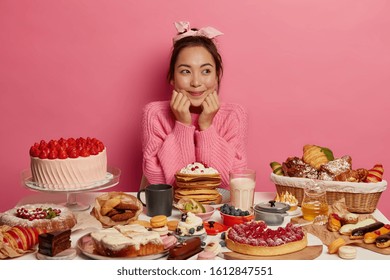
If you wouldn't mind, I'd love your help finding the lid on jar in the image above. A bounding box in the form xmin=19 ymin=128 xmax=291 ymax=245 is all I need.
xmin=254 ymin=200 xmax=290 ymax=213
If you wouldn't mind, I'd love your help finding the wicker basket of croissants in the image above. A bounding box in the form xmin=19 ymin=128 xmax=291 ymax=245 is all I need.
xmin=270 ymin=145 xmax=387 ymax=213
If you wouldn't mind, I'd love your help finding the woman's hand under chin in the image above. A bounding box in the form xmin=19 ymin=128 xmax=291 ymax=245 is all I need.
xmin=198 ymin=91 xmax=220 ymax=131
xmin=170 ymin=90 xmax=192 ymax=126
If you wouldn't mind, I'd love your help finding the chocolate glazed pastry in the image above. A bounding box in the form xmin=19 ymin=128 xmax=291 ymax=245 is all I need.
xmin=376 ymin=233 xmax=390 ymax=248
xmin=167 ymin=237 xmax=202 ymax=260
xmin=350 ymin=222 xmax=385 ymax=240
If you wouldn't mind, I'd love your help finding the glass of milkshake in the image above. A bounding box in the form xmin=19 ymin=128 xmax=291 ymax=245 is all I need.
xmin=229 ymin=169 xmax=256 ymax=211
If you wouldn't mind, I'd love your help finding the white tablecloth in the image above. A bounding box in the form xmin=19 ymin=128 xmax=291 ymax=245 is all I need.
xmin=12 ymin=191 xmax=390 ymax=260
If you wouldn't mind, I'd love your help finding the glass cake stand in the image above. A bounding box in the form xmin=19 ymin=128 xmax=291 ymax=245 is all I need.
xmin=21 ymin=166 xmax=121 ymax=211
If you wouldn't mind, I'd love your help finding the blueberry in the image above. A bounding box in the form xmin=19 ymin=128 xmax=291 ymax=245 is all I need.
xmin=221 ymin=232 xmax=226 ymax=240
xmin=208 ymin=221 xmax=215 ymax=228
xmin=219 ymin=240 xmax=226 ymax=247
xmin=201 ymin=241 xmax=206 ymax=247
xmin=244 ymin=211 xmax=250 ymax=216
xmin=189 ymin=228 xmax=195 ymax=234
xmin=181 ymin=213 xmax=187 ymax=222
xmin=196 ymin=225 xmax=203 ymax=231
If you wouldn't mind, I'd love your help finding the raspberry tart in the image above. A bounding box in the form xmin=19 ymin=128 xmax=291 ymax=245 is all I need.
xmin=226 ymin=221 xmax=307 ymax=256
xmin=29 ymin=137 xmax=107 ymax=189
xmin=0 ymin=204 xmax=77 ymax=233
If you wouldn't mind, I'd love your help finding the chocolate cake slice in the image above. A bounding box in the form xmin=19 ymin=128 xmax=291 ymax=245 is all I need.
xmin=38 ymin=229 xmax=71 ymax=256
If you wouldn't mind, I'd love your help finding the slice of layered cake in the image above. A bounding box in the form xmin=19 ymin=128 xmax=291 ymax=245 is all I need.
xmin=38 ymin=229 xmax=71 ymax=256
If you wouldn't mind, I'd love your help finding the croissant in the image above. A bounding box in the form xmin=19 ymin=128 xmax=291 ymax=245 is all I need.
xmin=100 ymin=197 xmax=121 ymax=215
xmin=365 ymin=164 xmax=384 ymax=183
xmin=302 ymin=144 xmax=334 ymax=170
xmin=334 ymin=170 xmax=359 ymax=182
xmin=270 ymin=162 xmax=283 ymax=175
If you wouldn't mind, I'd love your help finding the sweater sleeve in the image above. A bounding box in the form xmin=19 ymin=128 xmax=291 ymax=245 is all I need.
xmin=195 ymin=104 xmax=248 ymax=188
xmin=142 ymin=102 xmax=196 ymax=186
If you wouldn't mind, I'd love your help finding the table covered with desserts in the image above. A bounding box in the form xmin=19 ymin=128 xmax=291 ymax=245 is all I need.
xmin=5 ymin=191 xmax=390 ymax=260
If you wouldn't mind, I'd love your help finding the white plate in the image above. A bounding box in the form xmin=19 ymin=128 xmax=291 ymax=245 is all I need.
xmin=173 ymin=232 xmax=207 ymax=242
xmin=307 ymin=233 xmax=324 ymax=247
xmin=288 ymin=207 xmax=302 ymax=216
xmin=77 ymin=233 xmax=169 ymax=260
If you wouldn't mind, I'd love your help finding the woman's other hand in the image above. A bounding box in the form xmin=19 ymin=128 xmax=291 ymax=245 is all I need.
xmin=199 ymin=91 xmax=220 ymax=130
xmin=170 ymin=90 xmax=192 ymax=126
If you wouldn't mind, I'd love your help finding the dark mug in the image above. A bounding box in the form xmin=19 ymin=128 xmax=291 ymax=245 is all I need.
xmin=137 ymin=184 xmax=173 ymax=217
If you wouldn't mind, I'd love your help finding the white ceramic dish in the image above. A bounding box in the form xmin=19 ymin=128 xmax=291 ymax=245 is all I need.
xmin=77 ymin=233 xmax=169 ymax=260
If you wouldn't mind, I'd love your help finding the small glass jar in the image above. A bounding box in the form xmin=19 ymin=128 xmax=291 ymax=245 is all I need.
xmin=301 ymin=181 xmax=329 ymax=221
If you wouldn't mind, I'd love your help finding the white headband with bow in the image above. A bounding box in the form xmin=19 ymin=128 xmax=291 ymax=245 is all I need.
xmin=173 ymin=21 xmax=223 ymax=42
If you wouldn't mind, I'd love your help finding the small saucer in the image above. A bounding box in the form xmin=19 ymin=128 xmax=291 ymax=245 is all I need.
xmin=36 ymin=248 xmax=77 ymax=260
xmin=287 ymin=207 xmax=302 ymax=216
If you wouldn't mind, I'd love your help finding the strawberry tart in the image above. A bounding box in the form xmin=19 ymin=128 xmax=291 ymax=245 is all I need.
xmin=0 ymin=204 xmax=77 ymax=233
xmin=226 ymin=221 xmax=307 ymax=256
xmin=29 ymin=137 xmax=107 ymax=189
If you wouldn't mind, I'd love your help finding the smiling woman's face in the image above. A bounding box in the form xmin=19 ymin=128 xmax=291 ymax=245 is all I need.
xmin=170 ymin=46 xmax=218 ymax=108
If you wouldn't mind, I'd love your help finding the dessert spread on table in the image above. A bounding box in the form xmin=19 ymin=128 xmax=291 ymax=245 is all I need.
xmin=0 ymin=142 xmax=388 ymax=260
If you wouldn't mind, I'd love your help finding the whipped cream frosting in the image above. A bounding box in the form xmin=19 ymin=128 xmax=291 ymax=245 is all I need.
xmin=30 ymin=148 xmax=107 ymax=189
xmin=91 ymin=224 xmax=162 ymax=251
xmin=179 ymin=162 xmax=219 ymax=175
xmin=275 ymin=191 xmax=298 ymax=205
xmin=177 ymin=212 xmax=205 ymax=236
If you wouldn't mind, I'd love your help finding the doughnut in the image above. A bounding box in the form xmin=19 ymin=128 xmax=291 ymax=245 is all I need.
xmin=338 ymin=246 xmax=357 ymax=259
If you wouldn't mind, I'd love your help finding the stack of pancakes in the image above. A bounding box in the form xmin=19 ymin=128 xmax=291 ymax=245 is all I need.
xmin=174 ymin=172 xmax=222 ymax=204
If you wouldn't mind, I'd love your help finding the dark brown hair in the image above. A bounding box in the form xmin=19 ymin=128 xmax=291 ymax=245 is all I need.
xmin=167 ymin=34 xmax=223 ymax=87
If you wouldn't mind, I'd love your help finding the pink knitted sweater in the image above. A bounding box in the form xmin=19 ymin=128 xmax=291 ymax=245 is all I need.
xmin=142 ymin=101 xmax=248 ymax=189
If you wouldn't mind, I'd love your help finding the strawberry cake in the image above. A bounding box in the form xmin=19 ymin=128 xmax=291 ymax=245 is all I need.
xmin=226 ymin=221 xmax=307 ymax=256
xmin=29 ymin=137 xmax=107 ymax=189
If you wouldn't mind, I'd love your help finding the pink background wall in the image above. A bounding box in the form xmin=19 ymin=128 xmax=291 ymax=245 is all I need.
xmin=1 ymin=0 xmax=389 ymax=217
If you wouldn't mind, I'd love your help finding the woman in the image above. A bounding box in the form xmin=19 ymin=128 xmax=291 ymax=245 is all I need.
xmin=142 ymin=21 xmax=248 ymax=189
